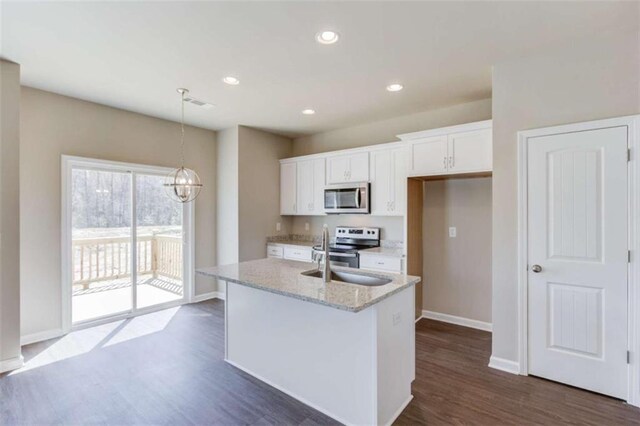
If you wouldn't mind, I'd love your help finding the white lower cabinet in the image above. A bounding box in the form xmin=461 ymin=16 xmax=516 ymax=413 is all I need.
xmin=359 ymin=254 xmax=403 ymax=273
xmin=283 ymin=246 xmax=313 ymax=262
xmin=267 ymin=245 xmax=284 ymax=258
xmin=267 ymin=244 xmax=313 ymax=262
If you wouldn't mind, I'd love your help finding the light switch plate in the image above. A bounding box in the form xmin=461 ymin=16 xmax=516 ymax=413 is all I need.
xmin=305 ymin=222 xmax=310 ymax=231
xmin=449 ymin=227 xmax=457 ymax=238
xmin=276 ymin=222 xmax=281 ymax=232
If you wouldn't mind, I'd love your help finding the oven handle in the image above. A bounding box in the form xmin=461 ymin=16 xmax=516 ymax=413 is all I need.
xmin=329 ymin=252 xmax=358 ymax=258
xmin=313 ymin=249 xmax=358 ymax=258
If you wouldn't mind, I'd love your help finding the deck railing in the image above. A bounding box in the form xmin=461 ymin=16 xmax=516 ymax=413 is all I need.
xmin=72 ymin=234 xmax=182 ymax=288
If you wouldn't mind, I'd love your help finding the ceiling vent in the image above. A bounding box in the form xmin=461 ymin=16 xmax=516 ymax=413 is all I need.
xmin=183 ymin=94 xmax=215 ymax=109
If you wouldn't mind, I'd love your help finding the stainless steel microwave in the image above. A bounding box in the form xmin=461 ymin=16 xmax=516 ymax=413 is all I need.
xmin=324 ymin=183 xmax=370 ymax=214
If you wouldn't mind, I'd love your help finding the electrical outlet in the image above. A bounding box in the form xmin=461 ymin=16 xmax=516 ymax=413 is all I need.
xmin=305 ymin=222 xmax=310 ymax=231
xmin=449 ymin=227 xmax=457 ymax=238
xmin=276 ymin=222 xmax=281 ymax=232
xmin=393 ymin=313 xmax=401 ymax=326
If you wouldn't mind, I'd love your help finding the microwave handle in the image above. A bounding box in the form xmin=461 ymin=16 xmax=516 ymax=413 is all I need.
xmin=355 ymin=188 xmax=361 ymax=208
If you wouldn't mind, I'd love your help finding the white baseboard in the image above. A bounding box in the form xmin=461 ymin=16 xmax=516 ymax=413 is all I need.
xmin=21 ymin=328 xmax=64 ymax=346
xmin=0 ymin=355 xmax=24 ymax=373
xmin=192 ymin=291 xmax=225 ymax=303
xmin=384 ymin=395 xmax=413 ymax=426
xmin=488 ymin=356 xmax=520 ymax=375
xmin=421 ymin=310 xmax=492 ymax=332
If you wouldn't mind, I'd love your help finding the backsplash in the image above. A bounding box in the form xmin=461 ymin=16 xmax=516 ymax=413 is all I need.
xmin=267 ymin=233 xmax=404 ymax=249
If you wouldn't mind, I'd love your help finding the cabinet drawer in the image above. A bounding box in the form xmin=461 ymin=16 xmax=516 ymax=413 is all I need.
xmin=359 ymin=255 xmax=402 ymax=273
xmin=283 ymin=246 xmax=313 ymax=262
xmin=267 ymin=245 xmax=284 ymax=258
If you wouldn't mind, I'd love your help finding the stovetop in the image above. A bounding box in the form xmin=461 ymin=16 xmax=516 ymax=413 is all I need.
xmin=313 ymin=226 xmax=381 ymax=254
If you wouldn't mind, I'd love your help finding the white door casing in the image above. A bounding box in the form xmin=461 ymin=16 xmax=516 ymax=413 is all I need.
xmin=526 ymin=126 xmax=629 ymax=399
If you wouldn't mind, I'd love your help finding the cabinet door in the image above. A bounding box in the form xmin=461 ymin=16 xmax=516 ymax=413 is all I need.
xmin=280 ymin=162 xmax=297 ymax=215
xmin=297 ymin=158 xmax=325 ymax=215
xmin=312 ymin=158 xmax=326 ymax=215
xmin=347 ymin=152 xmax=370 ymax=182
xmin=410 ymin=136 xmax=448 ymax=176
xmin=326 ymin=155 xmax=350 ymax=184
xmin=370 ymin=150 xmax=392 ymax=215
xmin=296 ymin=160 xmax=314 ymax=215
xmin=390 ymin=147 xmax=408 ymax=215
xmin=447 ymin=128 xmax=492 ymax=173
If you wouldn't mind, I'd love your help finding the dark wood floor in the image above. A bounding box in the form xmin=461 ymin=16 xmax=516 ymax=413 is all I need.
xmin=2 ymin=300 xmax=638 ymax=425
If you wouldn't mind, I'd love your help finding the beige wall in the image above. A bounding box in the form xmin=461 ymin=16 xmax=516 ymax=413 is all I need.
xmin=216 ymin=125 xmax=293 ymax=269
xmin=0 ymin=60 xmax=22 ymax=368
xmin=491 ymin=28 xmax=640 ymax=362
xmin=238 ymin=126 xmax=293 ymax=262
xmin=423 ymin=178 xmax=492 ymax=323
xmin=292 ymin=98 xmax=491 ymax=157
xmin=20 ymin=87 xmax=217 ymax=337
xmin=290 ymin=98 xmax=492 ymax=240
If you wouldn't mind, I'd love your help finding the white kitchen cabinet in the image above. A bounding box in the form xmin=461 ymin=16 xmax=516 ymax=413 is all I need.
xmin=266 ymin=245 xmax=284 ymax=258
xmin=409 ymin=136 xmax=448 ymax=176
xmin=283 ymin=246 xmax=313 ymax=262
xmin=447 ymin=128 xmax=492 ymax=173
xmin=296 ymin=158 xmax=325 ymax=216
xmin=370 ymin=146 xmax=408 ymax=216
xmin=401 ymin=120 xmax=492 ymax=177
xmin=326 ymin=152 xmax=369 ymax=184
xmin=280 ymin=162 xmax=297 ymax=215
xmin=359 ymin=254 xmax=403 ymax=273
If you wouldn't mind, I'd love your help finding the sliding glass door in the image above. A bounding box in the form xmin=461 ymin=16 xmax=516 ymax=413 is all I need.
xmin=135 ymin=173 xmax=184 ymax=309
xmin=67 ymin=158 xmax=190 ymax=326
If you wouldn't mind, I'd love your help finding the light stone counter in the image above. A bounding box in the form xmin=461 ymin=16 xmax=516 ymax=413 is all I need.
xmin=196 ymin=258 xmax=420 ymax=313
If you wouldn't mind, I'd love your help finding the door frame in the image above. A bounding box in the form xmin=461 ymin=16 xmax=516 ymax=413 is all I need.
xmin=61 ymin=155 xmax=196 ymax=333
xmin=516 ymin=115 xmax=640 ymax=406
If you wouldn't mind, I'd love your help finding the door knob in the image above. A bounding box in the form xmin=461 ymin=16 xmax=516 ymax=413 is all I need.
xmin=531 ymin=264 xmax=542 ymax=273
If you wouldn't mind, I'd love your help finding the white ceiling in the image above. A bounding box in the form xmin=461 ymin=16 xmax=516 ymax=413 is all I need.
xmin=2 ymin=1 xmax=637 ymax=137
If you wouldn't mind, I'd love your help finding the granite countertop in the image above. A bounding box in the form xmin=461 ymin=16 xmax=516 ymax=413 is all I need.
xmin=267 ymin=240 xmax=316 ymax=248
xmin=197 ymin=258 xmax=420 ymax=313
xmin=358 ymin=247 xmax=405 ymax=258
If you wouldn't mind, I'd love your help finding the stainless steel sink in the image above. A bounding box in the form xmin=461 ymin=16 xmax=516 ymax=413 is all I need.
xmin=302 ymin=269 xmax=391 ymax=286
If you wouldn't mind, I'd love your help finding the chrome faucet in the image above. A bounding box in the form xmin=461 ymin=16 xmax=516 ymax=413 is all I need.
xmin=319 ymin=225 xmax=331 ymax=283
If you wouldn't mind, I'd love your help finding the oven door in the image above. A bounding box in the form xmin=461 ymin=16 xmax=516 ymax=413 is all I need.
xmin=328 ymin=252 xmax=358 ymax=269
xmin=324 ymin=184 xmax=369 ymax=214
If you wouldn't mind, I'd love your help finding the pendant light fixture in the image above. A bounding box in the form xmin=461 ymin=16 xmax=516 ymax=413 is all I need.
xmin=164 ymin=88 xmax=203 ymax=203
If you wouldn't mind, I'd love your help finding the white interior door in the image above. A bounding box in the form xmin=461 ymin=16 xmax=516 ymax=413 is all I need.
xmin=527 ymin=126 xmax=628 ymax=399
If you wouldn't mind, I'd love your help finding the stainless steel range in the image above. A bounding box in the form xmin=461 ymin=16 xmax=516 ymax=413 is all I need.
xmin=313 ymin=226 xmax=380 ymax=268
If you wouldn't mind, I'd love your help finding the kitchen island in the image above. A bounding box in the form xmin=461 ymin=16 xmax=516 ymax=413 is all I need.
xmin=197 ymin=258 xmax=421 ymax=426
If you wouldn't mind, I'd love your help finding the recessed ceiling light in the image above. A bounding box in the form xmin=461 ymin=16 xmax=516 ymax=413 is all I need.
xmin=302 ymin=109 xmax=316 ymax=115
xmin=316 ymin=30 xmax=339 ymax=45
xmin=223 ymin=76 xmax=240 ymax=85
xmin=386 ymin=83 xmax=404 ymax=92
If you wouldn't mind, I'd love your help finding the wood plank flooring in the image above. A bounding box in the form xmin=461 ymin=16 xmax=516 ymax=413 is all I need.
xmin=2 ymin=300 xmax=638 ymax=425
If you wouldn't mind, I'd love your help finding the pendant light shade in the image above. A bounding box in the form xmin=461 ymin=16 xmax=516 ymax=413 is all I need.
xmin=164 ymin=166 xmax=202 ymax=203
xmin=164 ymin=88 xmax=203 ymax=203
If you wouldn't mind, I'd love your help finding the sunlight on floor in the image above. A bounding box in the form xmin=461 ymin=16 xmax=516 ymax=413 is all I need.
xmin=72 ymin=275 xmax=182 ymax=323
xmin=11 ymin=307 xmax=180 ymax=375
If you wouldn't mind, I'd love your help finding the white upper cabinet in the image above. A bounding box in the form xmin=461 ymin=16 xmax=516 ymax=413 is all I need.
xmin=400 ymin=120 xmax=492 ymax=177
xmin=296 ymin=158 xmax=325 ymax=216
xmin=409 ymin=136 xmax=448 ymax=176
xmin=370 ymin=146 xmax=407 ymax=216
xmin=280 ymin=162 xmax=297 ymax=215
xmin=326 ymin=152 xmax=369 ymax=184
xmin=447 ymin=128 xmax=492 ymax=173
